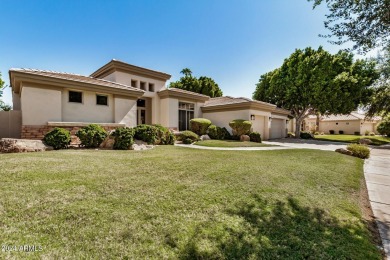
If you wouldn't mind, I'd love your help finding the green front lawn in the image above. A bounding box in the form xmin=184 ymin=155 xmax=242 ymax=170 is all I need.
xmin=0 ymin=147 xmax=381 ymax=259
xmin=194 ymin=140 xmax=275 ymax=147
xmin=314 ymin=134 xmax=390 ymax=145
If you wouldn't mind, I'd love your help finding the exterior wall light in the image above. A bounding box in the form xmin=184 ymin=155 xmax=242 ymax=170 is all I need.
xmin=250 ymin=115 xmax=255 ymax=120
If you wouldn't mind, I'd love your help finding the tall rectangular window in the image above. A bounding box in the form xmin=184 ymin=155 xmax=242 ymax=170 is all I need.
xmin=178 ymin=102 xmax=194 ymax=131
xmin=148 ymin=83 xmax=155 ymax=92
xmin=69 ymin=91 xmax=82 ymax=103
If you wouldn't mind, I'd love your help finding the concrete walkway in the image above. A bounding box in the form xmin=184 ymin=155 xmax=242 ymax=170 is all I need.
xmin=174 ymin=143 xmax=294 ymax=151
xmin=364 ymin=148 xmax=390 ymax=259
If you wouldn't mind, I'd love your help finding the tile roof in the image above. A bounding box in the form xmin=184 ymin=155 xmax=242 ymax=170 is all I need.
xmin=10 ymin=68 xmax=143 ymax=93
xmin=203 ymin=96 xmax=273 ymax=107
xmin=159 ymin=87 xmax=210 ymax=98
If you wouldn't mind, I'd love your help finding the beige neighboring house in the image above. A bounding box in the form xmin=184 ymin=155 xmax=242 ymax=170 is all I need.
xmin=2 ymin=59 xmax=291 ymax=140
xmin=304 ymin=112 xmax=381 ymax=135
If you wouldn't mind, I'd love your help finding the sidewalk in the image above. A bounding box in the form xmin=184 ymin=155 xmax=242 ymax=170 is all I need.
xmin=364 ymin=148 xmax=390 ymax=259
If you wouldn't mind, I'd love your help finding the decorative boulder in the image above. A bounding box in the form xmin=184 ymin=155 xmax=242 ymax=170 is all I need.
xmin=240 ymin=135 xmax=250 ymax=142
xmin=200 ymin=135 xmax=211 ymax=141
xmin=335 ymin=148 xmax=353 ymax=156
xmin=359 ymin=138 xmax=373 ymax=145
xmin=99 ymin=136 xmax=115 ymax=149
xmin=0 ymin=138 xmax=53 ymax=153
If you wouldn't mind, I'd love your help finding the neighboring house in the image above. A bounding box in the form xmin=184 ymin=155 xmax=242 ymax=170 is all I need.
xmin=304 ymin=112 xmax=381 ymax=135
xmin=3 ymin=59 xmax=291 ymax=140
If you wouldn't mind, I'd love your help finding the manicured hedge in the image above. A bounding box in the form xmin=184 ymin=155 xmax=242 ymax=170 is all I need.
xmin=190 ymin=118 xmax=212 ymax=135
xmin=43 ymin=127 xmax=71 ymax=150
xmin=249 ymin=132 xmax=262 ymax=143
xmin=134 ymin=124 xmax=175 ymax=145
xmin=76 ymin=124 xmax=107 ymax=148
xmin=229 ymin=119 xmax=252 ymax=136
xmin=179 ymin=130 xmax=199 ymax=143
xmin=207 ymin=125 xmax=231 ymax=140
xmin=347 ymin=144 xmax=370 ymax=159
xmin=111 ymin=127 xmax=135 ymax=150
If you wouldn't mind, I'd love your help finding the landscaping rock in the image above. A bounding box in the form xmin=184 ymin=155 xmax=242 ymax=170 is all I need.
xmin=335 ymin=148 xmax=353 ymax=156
xmin=0 ymin=138 xmax=53 ymax=153
xmin=132 ymin=139 xmax=155 ymax=151
xmin=359 ymin=138 xmax=373 ymax=145
xmin=200 ymin=134 xmax=211 ymax=141
xmin=99 ymin=135 xmax=115 ymax=149
xmin=240 ymin=135 xmax=250 ymax=142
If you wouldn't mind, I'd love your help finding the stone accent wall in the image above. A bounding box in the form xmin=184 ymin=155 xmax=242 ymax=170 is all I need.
xmin=21 ymin=125 xmax=122 ymax=145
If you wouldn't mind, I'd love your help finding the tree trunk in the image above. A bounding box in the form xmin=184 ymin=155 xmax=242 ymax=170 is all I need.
xmin=295 ymin=117 xmax=303 ymax=138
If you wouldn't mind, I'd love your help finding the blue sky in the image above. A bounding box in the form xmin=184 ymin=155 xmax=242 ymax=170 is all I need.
xmin=0 ymin=0 xmax=365 ymax=105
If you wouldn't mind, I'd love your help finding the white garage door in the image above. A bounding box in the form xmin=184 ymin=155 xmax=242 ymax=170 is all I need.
xmin=270 ymin=118 xmax=284 ymax=139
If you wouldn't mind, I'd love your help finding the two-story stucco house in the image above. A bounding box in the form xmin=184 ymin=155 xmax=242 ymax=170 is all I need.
xmin=5 ymin=60 xmax=291 ymax=140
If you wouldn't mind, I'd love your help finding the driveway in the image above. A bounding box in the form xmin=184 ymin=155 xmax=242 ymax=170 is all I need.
xmin=263 ymin=138 xmax=347 ymax=151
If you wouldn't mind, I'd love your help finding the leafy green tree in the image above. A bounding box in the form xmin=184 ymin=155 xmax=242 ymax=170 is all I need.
xmin=0 ymin=72 xmax=11 ymax=111
xmin=253 ymin=47 xmax=378 ymax=137
xmin=367 ymin=46 xmax=390 ymax=117
xmin=169 ymin=69 xmax=223 ymax=98
xmin=310 ymin=0 xmax=390 ymax=53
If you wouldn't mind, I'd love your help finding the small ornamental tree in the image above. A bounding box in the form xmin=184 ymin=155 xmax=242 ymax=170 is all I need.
xmin=229 ymin=119 xmax=252 ymax=136
xmin=377 ymin=119 xmax=390 ymax=136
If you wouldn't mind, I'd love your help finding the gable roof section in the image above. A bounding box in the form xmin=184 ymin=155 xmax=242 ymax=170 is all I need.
xmin=307 ymin=112 xmax=381 ymax=122
xmin=202 ymin=96 xmax=290 ymax=114
xmin=90 ymin=59 xmax=172 ymax=81
xmin=10 ymin=68 xmax=144 ymax=98
xmin=157 ymin=87 xmax=210 ymax=102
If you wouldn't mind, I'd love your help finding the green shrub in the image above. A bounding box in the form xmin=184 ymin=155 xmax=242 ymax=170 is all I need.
xmin=249 ymin=132 xmax=262 ymax=143
xmin=300 ymin=132 xmax=313 ymax=139
xmin=190 ymin=118 xmax=212 ymax=135
xmin=229 ymin=119 xmax=252 ymax=136
xmin=43 ymin=127 xmax=71 ymax=150
xmin=183 ymin=138 xmax=194 ymax=144
xmin=369 ymin=132 xmax=375 ymax=136
xmin=365 ymin=130 xmax=370 ymax=136
xmin=134 ymin=124 xmax=175 ymax=145
xmin=347 ymin=144 xmax=370 ymax=159
xmin=76 ymin=124 xmax=107 ymax=148
xmin=180 ymin=130 xmax=199 ymax=142
xmin=207 ymin=125 xmax=231 ymax=140
xmin=339 ymin=130 xmax=344 ymax=134
xmin=287 ymin=132 xmax=295 ymax=138
xmin=111 ymin=127 xmax=135 ymax=150
xmin=354 ymin=131 xmax=361 ymax=135
xmin=314 ymin=132 xmax=320 ymax=135
xmin=329 ymin=130 xmax=335 ymax=134
xmin=377 ymin=120 xmax=390 ymax=136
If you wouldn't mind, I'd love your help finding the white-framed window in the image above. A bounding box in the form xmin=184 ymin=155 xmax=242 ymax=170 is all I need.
xmin=178 ymin=102 xmax=194 ymax=131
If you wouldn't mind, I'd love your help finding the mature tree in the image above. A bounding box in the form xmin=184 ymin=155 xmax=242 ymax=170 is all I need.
xmin=0 ymin=72 xmax=11 ymax=111
xmin=367 ymin=46 xmax=390 ymax=117
xmin=253 ymin=47 xmax=378 ymax=137
xmin=310 ymin=0 xmax=390 ymax=53
xmin=169 ymin=69 xmax=223 ymax=98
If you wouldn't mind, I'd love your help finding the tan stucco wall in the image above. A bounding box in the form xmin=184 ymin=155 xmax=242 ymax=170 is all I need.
xmin=114 ymin=97 xmax=137 ymax=127
xmin=159 ymin=98 xmax=179 ymax=128
xmin=202 ymin=110 xmax=250 ymax=134
xmin=21 ymin=85 xmax=62 ymax=125
xmin=12 ymin=92 xmax=21 ymax=110
xmin=62 ymin=89 xmax=114 ymax=123
xmin=252 ymin=115 xmax=266 ymax=139
xmin=319 ymin=120 xmax=361 ymax=134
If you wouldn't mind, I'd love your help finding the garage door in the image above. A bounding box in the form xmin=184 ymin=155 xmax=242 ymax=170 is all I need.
xmin=270 ymin=118 xmax=284 ymax=139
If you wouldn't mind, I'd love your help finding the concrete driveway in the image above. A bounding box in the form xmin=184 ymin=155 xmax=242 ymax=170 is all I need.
xmin=263 ymin=138 xmax=347 ymax=151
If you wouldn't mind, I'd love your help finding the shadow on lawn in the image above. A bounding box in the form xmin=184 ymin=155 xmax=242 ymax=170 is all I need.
xmin=178 ymin=195 xmax=381 ymax=259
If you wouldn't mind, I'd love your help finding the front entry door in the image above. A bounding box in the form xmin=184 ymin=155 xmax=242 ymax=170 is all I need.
xmin=137 ymin=108 xmax=146 ymax=125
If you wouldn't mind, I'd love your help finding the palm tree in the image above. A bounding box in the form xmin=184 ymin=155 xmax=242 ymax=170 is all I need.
xmin=180 ymin=68 xmax=192 ymax=77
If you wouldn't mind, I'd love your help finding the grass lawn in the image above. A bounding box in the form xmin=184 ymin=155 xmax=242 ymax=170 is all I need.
xmin=0 ymin=147 xmax=381 ymax=259
xmin=194 ymin=140 xmax=275 ymax=147
xmin=314 ymin=134 xmax=390 ymax=145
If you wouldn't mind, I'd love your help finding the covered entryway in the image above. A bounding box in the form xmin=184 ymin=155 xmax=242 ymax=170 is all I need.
xmin=270 ymin=118 xmax=285 ymax=139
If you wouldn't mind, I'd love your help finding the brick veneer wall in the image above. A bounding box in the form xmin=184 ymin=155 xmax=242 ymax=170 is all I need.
xmin=21 ymin=125 xmax=121 ymax=145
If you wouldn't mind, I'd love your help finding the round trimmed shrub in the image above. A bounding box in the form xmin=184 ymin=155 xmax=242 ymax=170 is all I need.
xmin=111 ymin=127 xmax=135 ymax=150
xmin=347 ymin=144 xmax=370 ymax=159
xmin=134 ymin=124 xmax=175 ymax=145
xmin=377 ymin=120 xmax=390 ymax=136
xmin=180 ymin=130 xmax=199 ymax=142
xmin=229 ymin=119 xmax=252 ymax=136
xmin=76 ymin=124 xmax=107 ymax=148
xmin=249 ymin=132 xmax=262 ymax=143
xmin=183 ymin=138 xmax=194 ymax=144
xmin=300 ymin=132 xmax=313 ymax=139
xmin=43 ymin=127 xmax=71 ymax=150
xmin=190 ymin=118 xmax=212 ymax=135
